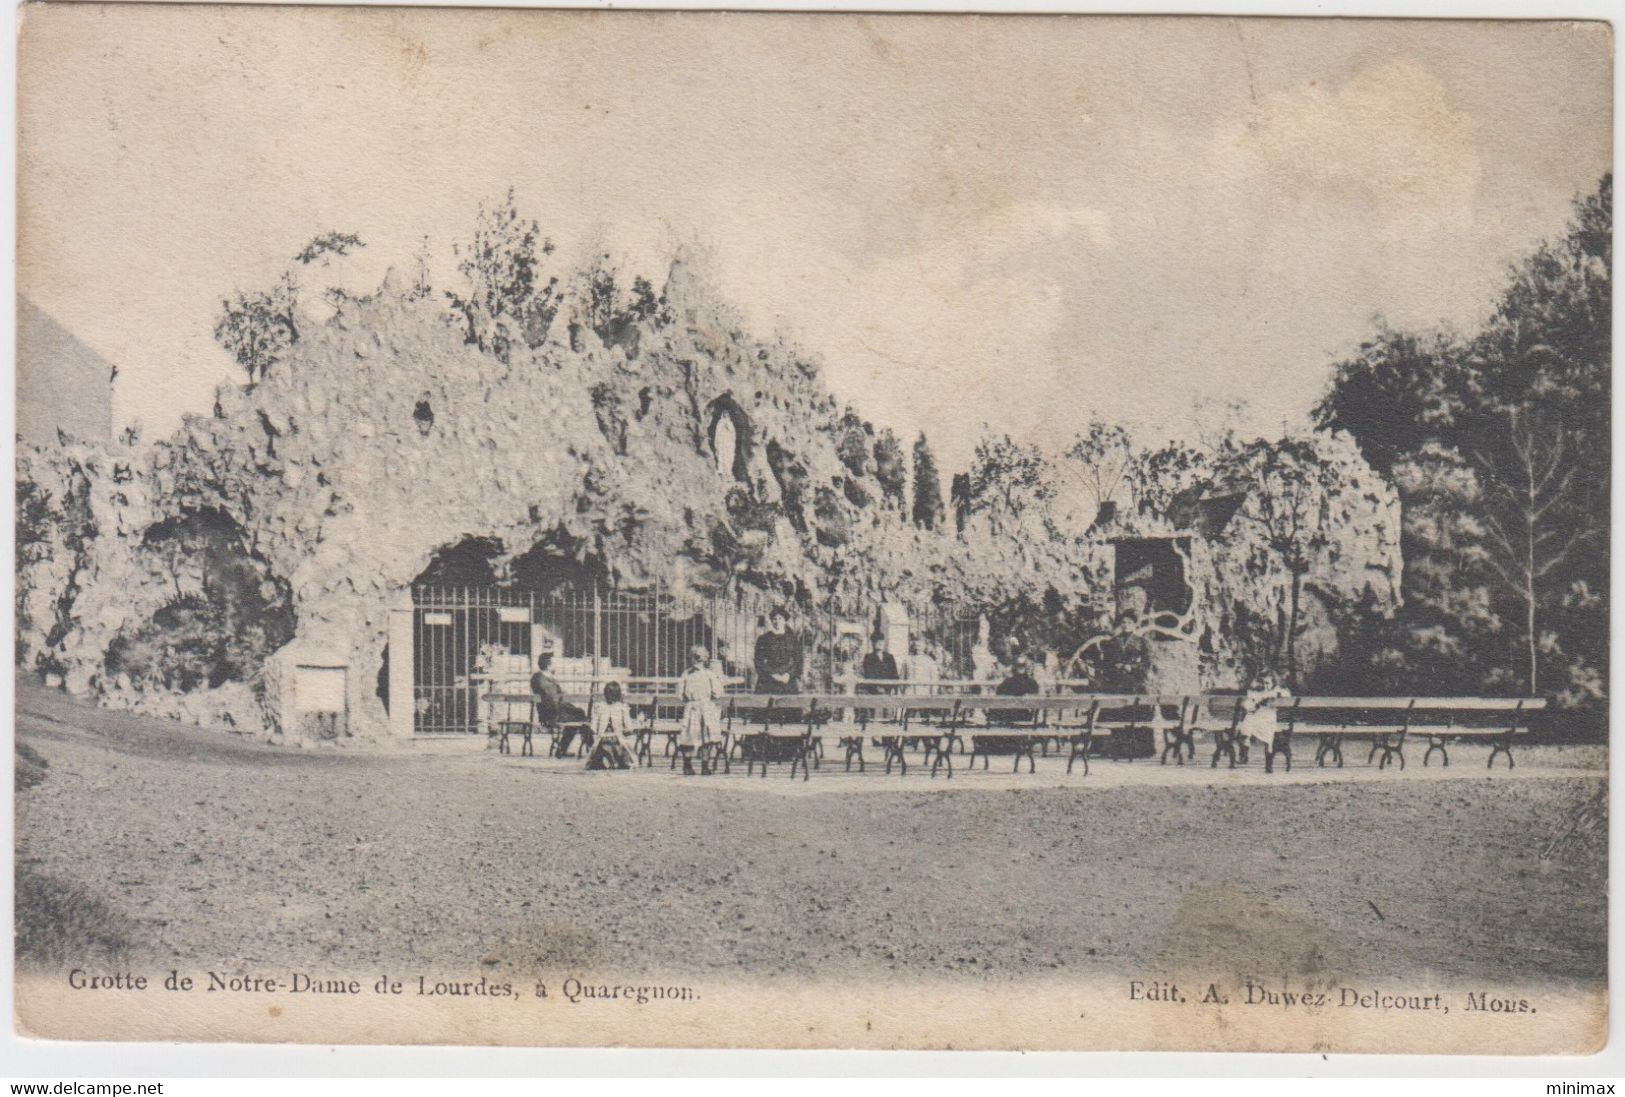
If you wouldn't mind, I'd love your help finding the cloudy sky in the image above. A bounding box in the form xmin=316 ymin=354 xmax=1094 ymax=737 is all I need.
xmin=18 ymin=8 xmax=1612 ymax=471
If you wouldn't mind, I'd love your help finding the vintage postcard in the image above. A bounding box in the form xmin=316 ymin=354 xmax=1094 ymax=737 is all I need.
xmin=13 ymin=5 xmax=1611 ymax=1053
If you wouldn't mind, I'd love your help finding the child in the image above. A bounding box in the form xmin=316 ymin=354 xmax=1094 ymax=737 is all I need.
xmin=586 ymin=681 xmax=634 ymax=770
xmin=1239 ymin=670 xmax=1290 ymax=770
xmin=677 ymin=645 xmax=723 ymax=775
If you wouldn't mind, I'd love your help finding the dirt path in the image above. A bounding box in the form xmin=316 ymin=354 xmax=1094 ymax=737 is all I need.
xmin=15 ymin=686 xmax=1606 ymax=995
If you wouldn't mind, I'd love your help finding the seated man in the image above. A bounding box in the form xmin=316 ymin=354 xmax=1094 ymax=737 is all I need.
xmin=857 ymin=633 xmax=899 ymax=723
xmin=986 ymin=656 xmax=1040 ymax=724
xmin=531 ymin=650 xmax=591 ymax=757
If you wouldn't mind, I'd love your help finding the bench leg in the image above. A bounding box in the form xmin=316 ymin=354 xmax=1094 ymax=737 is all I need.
xmin=1015 ymin=741 xmax=1036 ymax=773
xmin=930 ymin=741 xmax=954 ymax=779
xmin=1316 ymin=734 xmax=1344 ymax=768
xmin=1377 ymin=739 xmax=1405 ymax=771
xmin=1488 ymin=738 xmax=1515 ymax=769
xmin=521 ymin=728 xmax=533 ymax=757
xmin=883 ymin=739 xmax=908 ymax=776
xmin=842 ymin=737 xmax=864 ymax=772
xmin=1211 ymin=733 xmax=1236 ymax=770
xmin=1424 ymin=736 xmax=1449 ymax=767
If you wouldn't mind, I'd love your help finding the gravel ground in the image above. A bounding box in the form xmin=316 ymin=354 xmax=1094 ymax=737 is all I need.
xmin=15 ymin=684 xmax=1606 ymax=993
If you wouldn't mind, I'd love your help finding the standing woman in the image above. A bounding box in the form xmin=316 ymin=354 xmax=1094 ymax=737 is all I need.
xmin=678 ymin=644 xmax=723 ymax=775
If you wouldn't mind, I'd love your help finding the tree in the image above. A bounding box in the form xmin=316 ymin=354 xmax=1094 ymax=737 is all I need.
xmin=447 ymin=188 xmax=563 ymax=361
xmin=214 ymin=230 xmax=364 ymax=384
xmin=1313 ymin=326 xmax=1463 ymax=476
xmin=1223 ymin=438 xmax=1343 ymax=687
xmin=911 ymin=433 xmax=945 ymax=530
xmin=213 ymin=274 xmax=297 ymax=385
xmin=872 ymin=429 xmax=907 ymax=510
xmin=1314 ymin=174 xmax=1610 ymax=705
xmin=294 ymin=231 xmax=364 ymax=267
xmin=1062 ymin=420 xmax=1135 ymax=523
xmin=1126 ymin=438 xmax=1212 ymax=521
xmin=835 ymin=410 xmax=873 ymax=479
xmin=967 ymin=432 xmax=1053 ymax=530
xmin=1463 ymin=407 xmax=1598 ymax=693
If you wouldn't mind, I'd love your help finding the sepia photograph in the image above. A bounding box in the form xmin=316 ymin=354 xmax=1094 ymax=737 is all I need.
xmin=10 ymin=4 xmax=1613 ymax=1055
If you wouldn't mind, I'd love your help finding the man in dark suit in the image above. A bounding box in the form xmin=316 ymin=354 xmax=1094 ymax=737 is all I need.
xmin=531 ymin=649 xmax=590 ymax=757
xmin=857 ymin=633 xmax=900 ymax=723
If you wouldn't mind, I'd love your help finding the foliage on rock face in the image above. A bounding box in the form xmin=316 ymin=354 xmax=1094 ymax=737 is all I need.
xmin=873 ymin=429 xmax=907 ymax=510
xmin=834 ymin=410 xmax=874 ymax=479
xmin=214 ymin=276 xmax=298 ymax=386
xmin=954 ymin=423 xmax=1400 ymax=690
xmin=445 ymin=189 xmax=565 ymax=361
xmin=910 ymin=433 xmax=945 ymax=530
xmin=1206 ymin=434 xmax=1399 ymax=688
xmin=15 ymin=454 xmax=97 ymax=675
xmin=213 ymin=232 xmax=368 ymax=386
xmin=102 ymin=511 xmax=296 ymax=692
xmin=1315 ymin=175 xmax=1609 ymax=711
xmin=967 ymin=433 xmax=1053 ymax=531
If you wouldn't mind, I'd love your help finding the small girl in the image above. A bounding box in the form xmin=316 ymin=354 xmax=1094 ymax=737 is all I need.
xmin=677 ymin=645 xmax=723 ymax=775
xmin=586 ymin=681 xmax=634 ymax=770
xmin=1239 ymin=670 xmax=1290 ymax=769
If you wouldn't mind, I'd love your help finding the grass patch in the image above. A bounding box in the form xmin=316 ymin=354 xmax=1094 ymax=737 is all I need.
xmin=15 ymin=861 xmax=136 ymax=971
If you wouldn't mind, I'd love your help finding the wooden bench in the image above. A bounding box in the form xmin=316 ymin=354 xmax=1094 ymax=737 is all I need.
xmin=723 ymin=697 xmax=832 ymax=781
xmin=1280 ymin=697 xmax=1546 ymax=770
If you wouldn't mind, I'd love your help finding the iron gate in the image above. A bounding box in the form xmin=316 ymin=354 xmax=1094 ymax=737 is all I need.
xmin=412 ymin=586 xmax=535 ymax=735
xmin=410 ymin=582 xmax=987 ymax=735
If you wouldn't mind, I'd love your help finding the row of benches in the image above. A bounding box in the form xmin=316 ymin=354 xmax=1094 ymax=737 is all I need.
xmin=486 ymin=689 xmax=1545 ymax=780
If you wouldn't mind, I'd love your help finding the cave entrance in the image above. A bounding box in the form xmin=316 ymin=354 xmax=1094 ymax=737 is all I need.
xmin=408 ymin=537 xmax=533 ymax=735
xmin=104 ymin=508 xmax=297 ymax=693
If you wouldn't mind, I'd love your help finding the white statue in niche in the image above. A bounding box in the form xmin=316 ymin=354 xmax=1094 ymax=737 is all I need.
xmin=712 ymin=412 xmax=737 ymax=477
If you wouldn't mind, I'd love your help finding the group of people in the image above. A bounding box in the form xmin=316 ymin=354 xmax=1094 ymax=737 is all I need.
xmin=520 ymin=609 xmax=1292 ymax=774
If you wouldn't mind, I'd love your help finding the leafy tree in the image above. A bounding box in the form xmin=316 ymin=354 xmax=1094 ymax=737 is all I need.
xmin=447 ymin=188 xmax=563 ymax=361
xmin=1126 ymin=438 xmax=1213 ymax=521
xmin=967 ymin=432 xmax=1053 ymax=529
xmin=294 ymin=231 xmax=365 ymax=266
xmin=1315 ymin=174 xmax=1610 ymax=706
xmin=1314 ymin=326 xmax=1462 ymax=476
xmin=835 ymin=410 xmax=873 ymax=479
xmin=579 ymin=256 xmax=667 ymax=356
xmin=1062 ymin=420 xmax=1135 ymax=523
xmin=214 ymin=274 xmax=298 ymax=385
xmin=214 ymin=230 xmax=364 ymax=384
xmin=911 ymin=433 xmax=945 ymax=530
xmin=873 ymin=429 xmax=907 ymax=509
xmin=1222 ymin=438 xmax=1344 ymax=687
